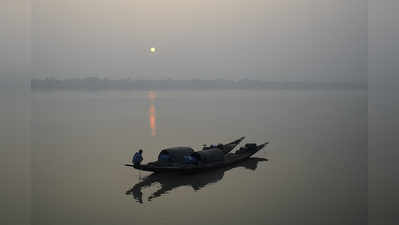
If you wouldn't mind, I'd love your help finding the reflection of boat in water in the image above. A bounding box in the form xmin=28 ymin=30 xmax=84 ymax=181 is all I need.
xmin=126 ymin=157 xmax=268 ymax=203
xmin=125 ymin=137 xmax=268 ymax=173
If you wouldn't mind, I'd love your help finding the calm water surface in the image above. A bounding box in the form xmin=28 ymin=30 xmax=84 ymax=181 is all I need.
xmin=29 ymin=89 xmax=367 ymax=225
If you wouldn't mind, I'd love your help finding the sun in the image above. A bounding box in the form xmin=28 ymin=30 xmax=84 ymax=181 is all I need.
xmin=149 ymin=47 xmax=157 ymax=53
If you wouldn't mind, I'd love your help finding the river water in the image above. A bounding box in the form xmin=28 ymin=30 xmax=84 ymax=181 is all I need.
xmin=6 ymin=89 xmax=368 ymax=225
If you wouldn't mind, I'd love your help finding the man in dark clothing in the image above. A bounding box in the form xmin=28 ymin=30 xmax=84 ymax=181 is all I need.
xmin=132 ymin=149 xmax=143 ymax=165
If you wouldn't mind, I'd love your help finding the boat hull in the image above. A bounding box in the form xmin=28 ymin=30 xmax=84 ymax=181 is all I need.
xmin=125 ymin=142 xmax=268 ymax=173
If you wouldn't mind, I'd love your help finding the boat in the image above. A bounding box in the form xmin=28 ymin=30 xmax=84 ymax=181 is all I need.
xmin=202 ymin=136 xmax=245 ymax=154
xmin=125 ymin=137 xmax=268 ymax=173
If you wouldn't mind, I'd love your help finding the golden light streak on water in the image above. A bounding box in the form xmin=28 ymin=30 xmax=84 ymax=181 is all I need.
xmin=148 ymin=91 xmax=157 ymax=136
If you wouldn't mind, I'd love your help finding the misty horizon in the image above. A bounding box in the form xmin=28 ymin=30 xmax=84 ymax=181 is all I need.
xmin=30 ymin=77 xmax=366 ymax=90
xmin=1 ymin=0 xmax=367 ymax=86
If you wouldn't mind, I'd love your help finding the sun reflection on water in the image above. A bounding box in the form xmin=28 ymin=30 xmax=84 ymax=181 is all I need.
xmin=148 ymin=91 xmax=157 ymax=136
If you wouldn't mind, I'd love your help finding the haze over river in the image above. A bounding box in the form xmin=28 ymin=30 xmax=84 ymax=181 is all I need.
xmin=8 ymin=89 xmax=368 ymax=225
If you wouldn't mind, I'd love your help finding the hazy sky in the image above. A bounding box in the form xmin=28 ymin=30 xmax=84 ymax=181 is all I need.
xmin=0 ymin=1 xmax=30 ymax=86
xmin=3 ymin=0 xmax=367 ymax=83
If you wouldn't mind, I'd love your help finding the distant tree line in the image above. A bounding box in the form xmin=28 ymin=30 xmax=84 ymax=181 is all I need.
xmin=31 ymin=77 xmax=366 ymax=90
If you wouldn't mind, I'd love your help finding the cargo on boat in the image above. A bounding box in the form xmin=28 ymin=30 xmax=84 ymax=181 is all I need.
xmin=125 ymin=137 xmax=268 ymax=173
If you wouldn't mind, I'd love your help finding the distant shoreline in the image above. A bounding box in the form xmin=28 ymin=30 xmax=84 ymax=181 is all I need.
xmin=30 ymin=78 xmax=367 ymax=91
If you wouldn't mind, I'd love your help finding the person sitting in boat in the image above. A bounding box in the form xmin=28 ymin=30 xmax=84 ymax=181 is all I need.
xmin=132 ymin=149 xmax=143 ymax=165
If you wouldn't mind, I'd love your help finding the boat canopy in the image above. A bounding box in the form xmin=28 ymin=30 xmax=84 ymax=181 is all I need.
xmin=191 ymin=148 xmax=224 ymax=163
xmin=158 ymin=147 xmax=195 ymax=163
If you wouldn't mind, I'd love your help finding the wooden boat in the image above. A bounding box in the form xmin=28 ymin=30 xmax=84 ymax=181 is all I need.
xmin=125 ymin=138 xmax=268 ymax=173
xmin=200 ymin=136 xmax=245 ymax=154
